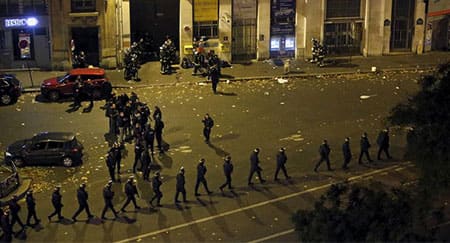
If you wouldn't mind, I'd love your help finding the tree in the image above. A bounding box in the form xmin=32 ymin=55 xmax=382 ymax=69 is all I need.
xmin=292 ymin=183 xmax=436 ymax=241
xmin=388 ymin=62 xmax=450 ymax=191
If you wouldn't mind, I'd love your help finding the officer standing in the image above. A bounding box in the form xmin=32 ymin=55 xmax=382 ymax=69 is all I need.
xmin=202 ymin=114 xmax=214 ymax=143
xmin=72 ymin=183 xmax=94 ymax=222
xmin=248 ymin=148 xmax=266 ymax=185
xmin=48 ymin=186 xmax=64 ymax=222
xmin=143 ymin=124 xmax=155 ymax=155
xmin=208 ymin=64 xmax=220 ymax=94
xmin=25 ymin=190 xmax=40 ymax=226
xmin=101 ymin=181 xmax=118 ymax=220
xmin=274 ymin=148 xmax=290 ymax=181
xmin=377 ymin=128 xmax=392 ymax=160
xmin=141 ymin=149 xmax=151 ymax=181
xmin=314 ymin=140 xmax=332 ymax=172
xmin=110 ymin=141 xmax=123 ymax=174
xmin=174 ymin=167 xmax=187 ymax=203
xmin=153 ymin=106 xmax=162 ymax=121
xmin=194 ymin=159 xmax=212 ymax=196
xmin=106 ymin=151 xmax=116 ymax=182
xmin=9 ymin=195 xmax=25 ymax=231
xmin=219 ymin=156 xmax=234 ymax=192
xmin=342 ymin=137 xmax=352 ymax=170
xmin=120 ymin=176 xmax=141 ymax=212
xmin=150 ymin=171 xmax=163 ymax=207
xmin=107 ymin=103 xmax=119 ymax=136
xmin=133 ymin=138 xmax=144 ymax=173
xmin=72 ymin=76 xmax=82 ymax=108
xmin=154 ymin=119 xmax=165 ymax=153
xmin=358 ymin=132 xmax=373 ymax=164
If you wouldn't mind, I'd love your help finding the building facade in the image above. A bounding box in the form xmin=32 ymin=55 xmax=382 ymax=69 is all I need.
xmin=426 ymin=0 xmax=450 ymax=51
xmin=0 ymin=0 xmax=51 ymax=69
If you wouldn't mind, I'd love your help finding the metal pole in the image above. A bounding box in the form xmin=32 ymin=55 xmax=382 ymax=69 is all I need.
xmin=26 ymin=61 xmax=34 ymax=87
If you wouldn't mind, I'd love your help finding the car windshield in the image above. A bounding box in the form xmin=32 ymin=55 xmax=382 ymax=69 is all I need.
xmin=57 ymin=74 xmax=70 ymax=83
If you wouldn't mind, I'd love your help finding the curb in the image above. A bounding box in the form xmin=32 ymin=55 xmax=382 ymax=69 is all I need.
xmin=0 ymin=178 xmax=32 ymax=207
xmin=21 ymin=65 xmax=437 ymax=93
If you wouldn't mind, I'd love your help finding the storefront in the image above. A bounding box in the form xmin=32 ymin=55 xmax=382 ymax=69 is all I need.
xmin=0 ymin=16 xmax=50 ymax=69
xmin=270 ymin=0 xmax=296 ymax=58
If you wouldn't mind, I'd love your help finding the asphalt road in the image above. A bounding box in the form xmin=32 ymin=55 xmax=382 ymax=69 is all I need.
xmin=0 ymin=70 xmax=427 ymax=242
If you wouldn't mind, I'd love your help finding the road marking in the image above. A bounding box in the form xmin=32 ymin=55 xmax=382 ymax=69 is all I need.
xmin=247 ymin=228 xmax=295 ymax=243
xmin=114 ymin=163 xmax=411 ymax=243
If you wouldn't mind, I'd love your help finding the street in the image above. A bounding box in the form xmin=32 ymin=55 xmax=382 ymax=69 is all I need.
xmin=0 ymin=70 xmax=426 ymax=242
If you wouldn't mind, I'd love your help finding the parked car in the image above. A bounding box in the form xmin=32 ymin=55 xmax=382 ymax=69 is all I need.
xmin=40 ymin=67 xmax=112 ymax=101
xmin=0 ymin=160 xmax=19 ymax=199
xmin=5 ymin=132 xmax=84 ymax=167
xmin=0 ymin=74 xmax=22 ymax=105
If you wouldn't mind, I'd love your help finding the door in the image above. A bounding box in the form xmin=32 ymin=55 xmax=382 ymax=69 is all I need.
xmin=26 ymin=141 xmax=48 ymax=164
xmin=390 ymin=0 xmax=415 ymax=50
xmin=45 ymin=141 xmax=66 ymax=165
xmin=324 ymin=22 xmax=363 ymax=56
xmin=232 ymin=18 xmax=257 ymax=61
xmin=71 ymin=27 xmax=100 ymax=66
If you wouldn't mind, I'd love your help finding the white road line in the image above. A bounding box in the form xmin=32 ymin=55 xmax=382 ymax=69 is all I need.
xmin=247 ymin=228 xmax=296 ymax=243
xmin=114 ymin=163 xmax=410 ymax=243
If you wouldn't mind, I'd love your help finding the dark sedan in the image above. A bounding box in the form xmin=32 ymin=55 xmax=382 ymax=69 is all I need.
xmin=5 ymin=132 xmax=83 ymax=167
xmin=0 ymin=74 xmax=22 ymax=105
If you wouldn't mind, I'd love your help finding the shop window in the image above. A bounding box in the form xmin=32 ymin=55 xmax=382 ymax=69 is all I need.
xmin=0 ymin=0 xmax=47 ymax=16
xmin=71 ymin=0 xmax=96 ymax=13
xmin=324 ymin=22 xmax=363 ymax=55
xmin=326 ymin=0 xmax=361 ymax=19
xmin=193 ymin=0 xmax=218 ymax=39
xmin=12 ymin=29 xmax=34 ymax=60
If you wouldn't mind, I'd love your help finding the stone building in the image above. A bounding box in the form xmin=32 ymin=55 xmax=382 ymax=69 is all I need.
xmin=426 ymin=0 xmax=450 ymax=51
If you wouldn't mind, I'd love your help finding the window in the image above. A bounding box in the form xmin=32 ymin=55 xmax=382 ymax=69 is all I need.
xmin=71 ymin=0 xmax=96 ymax=13
xmin=0 ymin=0 xmax=48 ymax=16
xmin=193 ymin=0 xmax=218 ymax=39
xmin=47 ymin=142 xmax=63 ymax=149
xmin=31 ymin=142 xmax=47 ymax=150
xmin=12 ymin=29 xmax=34 ymax=60
xmin=326 ymin=0 xmax=361 ymax=19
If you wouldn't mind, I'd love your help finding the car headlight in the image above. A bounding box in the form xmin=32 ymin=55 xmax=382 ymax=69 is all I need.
xmin=5 ymin=152 xmax=12 ymax=157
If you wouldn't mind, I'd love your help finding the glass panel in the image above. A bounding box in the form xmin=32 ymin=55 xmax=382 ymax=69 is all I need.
xmin=326 ymin=0 xmax=361 ymax=18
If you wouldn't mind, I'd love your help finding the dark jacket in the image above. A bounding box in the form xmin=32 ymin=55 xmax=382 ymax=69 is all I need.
xmin=176 ymin=172 xmax=185 ymax=190
xmin=377 ymin=131 xmax=389 ymax=148
xmin=8 ymin=200 xmax=20 ymax=214
xmin=342 ymin=141 xmax=352 ymax=158
xmin=26 ymin=194 xmax=36 ymax=209
xmin=202 ymin=117 xmax=214 ymax=129
xmin=103 ymin=186 xmax=114 ymax=203
xmin=223 ymin=161 xmax=233 ymax=176
xmin=52 ymin=191 xmax=63 ymax=207
xmin=319 ymin=144 xmax=331 ymax=157
xmin=152 ymin=177 xmax=162 ymax=192
xmin=140 ymin=150 xmax=151 ymax=169
xmin=250 ymin=152 xmax=261 ymax=171
xmin=360 ymin=137 xmax=371 ymax=151
xmin=106 ymin=153 xmax=115 ymax=168
xmin=125 ymin=181 xmax=138 ymax=197
xmin=276 ymin=151 xmax=287 ymax=166
xmin=155 ymin=119 xmax=164 ymax=133
xmin=77 ymin=188 xmax=89 ymax=205
xmin=197 ymin=163 xmax=207 ymax=179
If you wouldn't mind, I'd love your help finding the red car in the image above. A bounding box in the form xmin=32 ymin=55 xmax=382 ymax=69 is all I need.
xmin=40 ymin=67 xmax=112 ymax=101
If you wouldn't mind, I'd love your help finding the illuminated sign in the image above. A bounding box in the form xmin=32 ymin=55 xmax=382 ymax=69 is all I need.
xmin=4 ymin=17 xmax=39 ymax=28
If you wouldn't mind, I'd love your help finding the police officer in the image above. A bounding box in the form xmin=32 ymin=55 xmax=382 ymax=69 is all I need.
xmin=1 ymin=210 xmax=12 ymax=242
xmin=141 ymin=149 xmax=151 ymax=181
xmin=9 ymin=195 xmax=25 ymax=231
xmin=274 ymin=147 xmax=290 ymax=181
xmin=377 ymin=128 xmax=392 ymax=160
xmin=202 ymin=113 xmax=214 ymax=143
xmin=72 ymin=76 xmax=82 ymax=108
xmin=248 ymin=148 xmax=266 ymax=185
xmin=101 ymin=181 xmax=118 ymax=220
xmin=219 ymin=156 xmax=234 ymax=192
xmin=150 ymin=171 xmax=163 ymax=207
xmin=72 ymin=183 xmax=94 ymax=222
xmin=314 ymin=140 xmax=332 ymax=172
xmin=195 ymin=159 xmax=212 ymax=196
xmin=208 ymin=64 xmax=220 ymax=94
xmin=153 ymin=106 xmax=162 ymax=121
xmin=110 ymin=141 xmax=123 ymax=174
xmin=121 ymin=176 xmax=141 ymax=212
xmin=175 ymin=167 xmax=187 ymax=203
xmin=358 ymin=132 xmax=373 ymax=164
xmin=106 ymin=151 xmax=116 ymax=182
xmin=133 ymin=138 xmax=144 ymax=173
xmin=48 ymin=186 xmax=64 ymax=222
xmin=154 ymin=119 xmax=165 ymax=153
xmin=25 ymin=190 xmax=40 ymax=226
xmin=144 ymin=124 xmax=155 ymax=155
xmin=342 ymin=137 xmax=352 ymax=170
xmin=83 ymin=79 xmax=94 ymax=108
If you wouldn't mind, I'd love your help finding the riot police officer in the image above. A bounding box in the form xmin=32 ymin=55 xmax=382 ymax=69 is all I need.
xmin=72 ymin=183 xmax=94 ymax=222
xmin=219 ymin=156 xmax=234 ymax=192
xmin=101 ymin=181 xmax=118 ymax=220
xmin=248 ymin=148 xmax=265 ymax=185
xmin=48 ymin=186 xmax=64 ymax=222
xmin=150 ymin=171 xmax=163 ymax=207
xmin=202 ymin=113 xmax=214 ymax=143
xmin=9 ymin=195 xmax=25 ymax=231
xmin=377 ymin=128 xmax=392 ymax=160
xmin=26 ymin=190 xmax=40 ymax=226
xmin=120 ymin=176 xmax=141 ymax=212
xmin=274 ymin=147 xmax=290 ymax=181
xmin=314 ymin=140 xmax=332 ymax=172
xmin=208 ymin=64 xmax=220 ymax=94
xmin=106 ymin=151 xmax=116 ymax=182
xmin=195 ymin=159 xmax=212 ymax=196
xmin=342 ymin=137 xmax=352 ymax=170
xmin=174 ymin=167 xmax=187 ymax=203
xmin=358 ymin=132 xmax=373 ymax=164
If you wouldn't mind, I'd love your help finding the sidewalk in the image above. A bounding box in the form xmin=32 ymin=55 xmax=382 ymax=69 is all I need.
xmin=5 ymin=51 xmax=449 ymax=92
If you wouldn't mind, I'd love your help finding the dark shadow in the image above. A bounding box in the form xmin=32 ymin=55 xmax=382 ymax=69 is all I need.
xmin=56 ymin=217 xmax=74 ymax=225
xmin=158 ymin=152 xmax=173 ymax=168
xmin=205 ymin=197 xmax=234 ymax=238
xmin=104 ymin=133 xmax=117 ymax=147
xmin=324 ymin=59 xmax=359 ymax=68
xmin=115 ymin=215 xmax=137 ymax=224
xmin=207 ymin=143 xmax=230 ymax=157
xmin=234 ymin=193 xmax=265 ymax=226
xmin=82 ymin=104 xmax=94 ymax=113
xmin=86 ymin=217 xmax=103 ymax=225
xmin=65 ymin=105 xmax=81 ymax=113
xmin=169 ymin=138 xmax=190 ymax=147
xmin=272 ymin=59 xmax=284 ymax=66
xmin=164 ymin=126 xmax=183 ymax=134
xmin=213 ymin=133 xmax=240 ymax=142
xmin=181 ymin=206 xmax=205 ymax=241
xmin=72 ymin=219 xmax=88 ymax=243
xmin=161 ymin=140 xmax=170 ymax=152
xmin=216 ymin=91 xmax=237 ymax=96
xmin=259 ymin=188 xmax=293 ymax=214
xmin=219 ymin=74 xmax=235 ymax=79
xmin=42 ymin=219 xmax=59 ymax=242
xmin=149 ymin=162 xmax=162 ymax=171
xmin=102 ymin=219 xmax=114 ymax=242
xmin=29 ymin=223 xmax=44 ymax=232
xmin=158 ymin=210 xmax=169 ymax=242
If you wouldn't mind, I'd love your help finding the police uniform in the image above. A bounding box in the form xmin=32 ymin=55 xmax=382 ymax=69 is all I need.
xmin=72 ymin=183 xmax=94 ymax=221
xmin=314 ymin=140 xmax=332 ymax=172
xmin=219 ymin=156 xmax=234 ymax=192
xmin=106 ymin=151 xmax=116 ymax=182
xmin=101 ymin=181 xmax=118 ymax=219
xmin=342 ymin=137 xmax=352 ymax=169
xmin=195 ymin=159 xmax=212 ymax=196
xmin=9 ymin=195 xmax=25 ymax=230
xmin=358 ymin=133 xmax=373 ymax=164
xmin=121 ymin=177 xmax=140 ymax=212
xmin=26 ymin=190 xmax=40 ymax=226
xmin=274 ymin=148 xmax=290 ymax=180
xmin=377 ymin=129 xmax=392 ymax=160
xmin=48 ymin=186 xmax=64 ymax=221
xmin=248 ymin=148 xmax=265 ymax=185
xmin=174 ymin=167 xmax=187 ymax=203
xmin=202 ymin=114 xmax=214 ymax=143
xmin=150 ymin=172 xmax=163 ymax=207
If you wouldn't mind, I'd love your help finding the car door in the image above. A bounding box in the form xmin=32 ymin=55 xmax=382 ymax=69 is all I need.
xmin=45 ymin=141 xmax=65 ymax=165
xmin=60 ymin=75 xmax=77 ymax=95
xmin=26 ymin=141 xmax=49 ymax=165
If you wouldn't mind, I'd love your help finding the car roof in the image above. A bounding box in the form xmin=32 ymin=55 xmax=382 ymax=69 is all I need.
xmin=69 ymin=67 xmax=105 ymax=76
xmin=32 ymin=132 xmax=76 ymax=142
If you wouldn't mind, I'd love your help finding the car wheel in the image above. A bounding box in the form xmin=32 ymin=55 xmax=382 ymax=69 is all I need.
xmin=0 ymin=93 xmax=12 ymax=105
xmin=48 ymin=91 xmax=60 ymax=102
xmin=92 ymin=88 xmax=102 ymax=100
xmin=12 ymin=157 xmax=25 ymax=167
xmin=62 ymin=157 xmax=74 ymax=167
